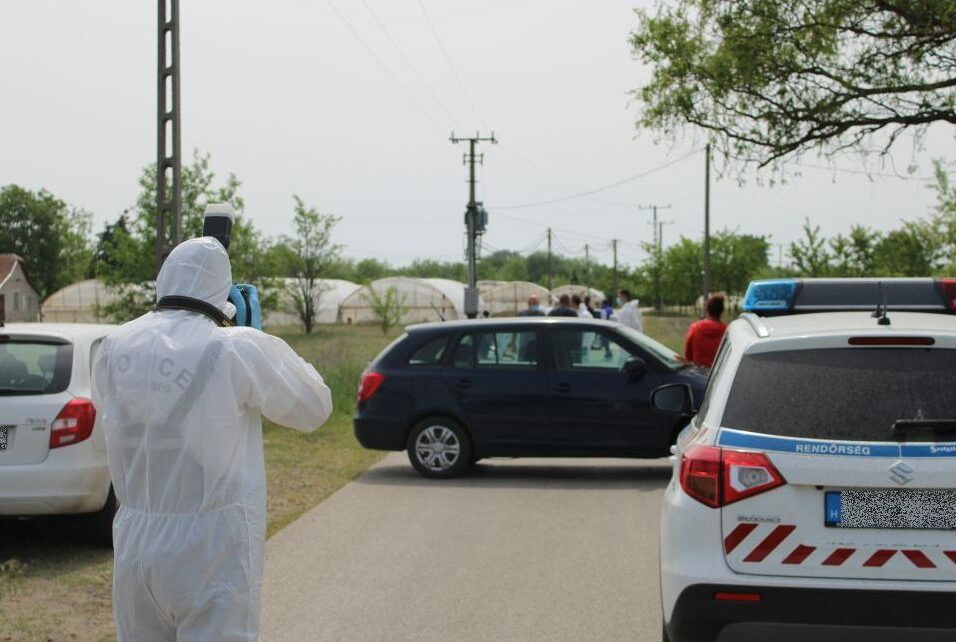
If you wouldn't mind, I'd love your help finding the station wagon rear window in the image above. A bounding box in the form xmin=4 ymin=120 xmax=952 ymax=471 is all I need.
xmin=721 ymin=348 xmax=956 ymax=442
xmin=0 ymin=339 xmax=73 ymax=395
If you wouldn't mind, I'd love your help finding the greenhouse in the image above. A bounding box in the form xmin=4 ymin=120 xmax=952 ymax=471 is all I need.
xmin=338 ymin=277 xmax=480 ymax=324
xmin=551 ymin=284 xmax=608 ymax=304
xmin=483 ymin=281 xmax=550 ymax=316
xmin=264 ymin=278 xmax=361 ymax=327
xmin=41 ymin=279 xmax=122 ymax=323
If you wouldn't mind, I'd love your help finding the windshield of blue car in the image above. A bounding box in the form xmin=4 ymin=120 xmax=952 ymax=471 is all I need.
xmin=616 ymin=326 xmax=685 ymax=371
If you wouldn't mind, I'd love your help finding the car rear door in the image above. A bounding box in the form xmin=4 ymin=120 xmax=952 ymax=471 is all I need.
xmin=0 ymin=336 xmax=74 ymax=465
xmin=717 ymin=343 xmax=956 ymax=582
xmin=442 ymin=327 xmax=550 ymax=454
xmin=545 ymin=325 xmax=669 ymax=453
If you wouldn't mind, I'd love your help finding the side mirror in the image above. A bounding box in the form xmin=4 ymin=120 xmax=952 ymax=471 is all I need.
xmin=622 ymin=356 xmax=647 ymax=381
xmin=651 ymin=383 xmax=694 ymax=415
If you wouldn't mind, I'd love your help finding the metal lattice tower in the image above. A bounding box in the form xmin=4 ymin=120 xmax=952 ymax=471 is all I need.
xmin=156 ymin=0 xmax=182 ymax=272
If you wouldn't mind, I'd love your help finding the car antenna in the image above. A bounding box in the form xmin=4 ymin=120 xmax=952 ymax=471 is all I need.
xmin=430 ymin=303 xmax=446 ymax=322
xmin=872 ymin=281 xmax=891 ymax=326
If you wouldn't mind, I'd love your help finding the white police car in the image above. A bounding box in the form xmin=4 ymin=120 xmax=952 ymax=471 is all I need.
xmin=0 ymin=323 xmax=117 ymax=545
xmin=655 ymin=278 xmax=956 ymax=642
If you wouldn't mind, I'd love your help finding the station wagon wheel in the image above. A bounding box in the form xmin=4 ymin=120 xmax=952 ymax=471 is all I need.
xmin=407 ymin=418 xmax=472 ymax=479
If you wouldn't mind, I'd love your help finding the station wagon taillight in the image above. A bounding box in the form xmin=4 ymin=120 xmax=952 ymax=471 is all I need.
xmin=680 ymin=445 xmax=786 ymax=508
xmin=357 ymin=372 xmax=386 ymax=404
xmin=50 ymin=398 xmax=96 ymax=449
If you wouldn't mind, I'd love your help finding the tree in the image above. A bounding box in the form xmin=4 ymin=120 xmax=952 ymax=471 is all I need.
xmin=367 ymin=286 xmax=407 ymax=335
xmin=0 ymin=185 xmax=93 ymax=297
xmin=710 ymin=231 xmax=770 ymax=295
xmin=277 ymin=196 xmax=341 ymax=334
xmin=631 ymin=0 xmax=956 ymax=166
xmin=790 ymin=219 xmax=831 ymax=276
xmin=96 ymin=151 xmax=271 ymax=321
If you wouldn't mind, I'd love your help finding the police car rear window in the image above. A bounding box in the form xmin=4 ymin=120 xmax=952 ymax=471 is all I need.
xmin=0 ymin=340 xmax=73 ymax=395
xmin=721 ymin=348 xmax=956 ymax=443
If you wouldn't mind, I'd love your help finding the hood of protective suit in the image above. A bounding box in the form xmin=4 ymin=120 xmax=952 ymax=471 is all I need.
xmin=156 ymin=237 xmax=233 ymax=313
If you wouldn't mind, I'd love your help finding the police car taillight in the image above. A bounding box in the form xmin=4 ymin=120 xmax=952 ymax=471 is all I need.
xmin=680 ymin=445 xmax=786 ymax=508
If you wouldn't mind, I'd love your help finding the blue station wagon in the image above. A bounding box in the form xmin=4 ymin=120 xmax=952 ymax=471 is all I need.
xmin=354 ymin=317 xmax=708 ymax=477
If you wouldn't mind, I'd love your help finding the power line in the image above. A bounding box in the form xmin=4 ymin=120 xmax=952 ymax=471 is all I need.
xmin=489 ymin=149 xmax=700 ymax=210
xmin=414 ymin=0 xmax=486 ymax=129
xmin=327 ymin=1 xmax=446 ymax=134
xmin=494 ymin=211 xmax=619 ymax=246
xmin=791 ymin=161 xmax=935 ymax=182
xmin=358 ymin=0 xmax=459 ymax=129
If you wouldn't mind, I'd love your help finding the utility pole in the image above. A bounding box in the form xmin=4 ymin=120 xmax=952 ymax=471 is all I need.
xmin=641 ymin=204 xmax=672 ymax=312
xmin=612 ymin=239 xmax=619 ymax=301
xmin=546 ymin=228 xmax=553 ymax=291
xmin=156 ymin=0 xmax=182 ymax=274
xmin=703 ymin=143 xmax=712 ymax=297
xmin=450 ymin=131 xmax=496 ymax=318
xmin=584 ymin=244 xmax=590 ymax=292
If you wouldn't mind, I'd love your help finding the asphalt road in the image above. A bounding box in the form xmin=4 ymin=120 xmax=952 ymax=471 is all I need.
xmin=261 ymin=452 xmax=672 ymax=642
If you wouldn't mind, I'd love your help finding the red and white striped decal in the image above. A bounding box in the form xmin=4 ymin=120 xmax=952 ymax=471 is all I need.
xmin=726 ymin=524 xmax=956 ymax=569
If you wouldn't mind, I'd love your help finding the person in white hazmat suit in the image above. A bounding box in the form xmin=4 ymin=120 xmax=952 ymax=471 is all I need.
xmin=616 ymin=289 xmax=644 ymax=334
xmin=91 ymin=237 xmax=332 ymax=641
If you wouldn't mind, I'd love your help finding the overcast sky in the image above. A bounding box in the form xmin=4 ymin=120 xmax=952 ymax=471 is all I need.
xmin=2 ymin=0 xmax=952 ymax=268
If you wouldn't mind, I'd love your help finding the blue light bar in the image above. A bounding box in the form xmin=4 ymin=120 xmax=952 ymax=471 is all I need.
xmin=742 ymin=279 xmax=798 ymax=312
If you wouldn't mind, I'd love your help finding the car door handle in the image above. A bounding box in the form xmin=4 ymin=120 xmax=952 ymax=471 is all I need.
xmin=454 ymin=378 xmax=473 ymax=389
xmin=553 ymin=382 xmax=572 ymax=394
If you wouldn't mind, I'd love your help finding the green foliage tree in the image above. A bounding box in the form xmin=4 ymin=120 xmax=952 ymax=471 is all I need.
xmin=710 ymin=231 xmax=770 ymax=294
xmin=790 ymin=219 xmax=832 ymax=276
xmin=96 ymin=151 xmax=272 ymax=322
xmin=367 ymin=286 xmax=407 ymax=335
xmin=0 ymin=185 xmax=93 ymax=298
xmin=276 ymin=196 xmax=342 ymax=334
xmin=631 ymin=0 xmax=956 ymax=166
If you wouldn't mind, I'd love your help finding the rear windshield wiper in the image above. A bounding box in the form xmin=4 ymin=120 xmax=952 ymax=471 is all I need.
xmin=892 ymin=419 xmax=956 ymax=438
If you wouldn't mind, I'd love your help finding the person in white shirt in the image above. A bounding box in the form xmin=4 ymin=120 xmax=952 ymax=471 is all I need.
xmin=617 ymin=289 xmax=644 ymax=333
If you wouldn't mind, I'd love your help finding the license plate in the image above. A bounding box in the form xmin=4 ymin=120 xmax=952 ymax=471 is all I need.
xmin=0 ymin=425 xmax=6 ymax=451
xmin=826 ymin=489 xmax=956 ymax=530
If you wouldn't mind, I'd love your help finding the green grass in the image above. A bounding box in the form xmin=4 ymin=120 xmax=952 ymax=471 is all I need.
xmin=0 ymin=324 xmax=396 ymax=642
xmin=643 ymin=313 xmax=695 ymax=353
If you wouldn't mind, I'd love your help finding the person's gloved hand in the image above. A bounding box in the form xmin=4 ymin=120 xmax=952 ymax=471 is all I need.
xmin=229 ymin=284 xmax=262 ymax=330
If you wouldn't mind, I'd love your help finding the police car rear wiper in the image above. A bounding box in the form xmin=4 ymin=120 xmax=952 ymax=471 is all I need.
xmin=892 ymin=419 xmax=956 ymax=437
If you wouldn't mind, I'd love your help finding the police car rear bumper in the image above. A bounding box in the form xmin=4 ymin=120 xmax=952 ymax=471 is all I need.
xmin=667 ymin=584 xmax=956 ymax=642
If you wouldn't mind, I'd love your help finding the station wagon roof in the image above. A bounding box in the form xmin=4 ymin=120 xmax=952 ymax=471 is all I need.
xmin=406 ymin=317 xmax=625 ymax=332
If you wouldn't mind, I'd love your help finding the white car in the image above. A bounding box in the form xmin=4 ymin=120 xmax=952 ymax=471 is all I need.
xmin=657 ymin=279 xmax=956 ymax=642
xmin=0 ymin=323 xmax=117 ymax=545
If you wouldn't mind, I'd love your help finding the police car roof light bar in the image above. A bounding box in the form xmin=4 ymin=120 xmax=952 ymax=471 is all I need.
xmin=743 ymin=277 xmax=956 ymax=316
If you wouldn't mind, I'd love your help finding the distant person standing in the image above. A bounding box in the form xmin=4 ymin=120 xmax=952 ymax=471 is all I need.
xmin=684 ymin=295 xmax=728 ymax=368
xmin=518 ymin=295 xmax=546 ymax=316
xmin=584 ymin=296 xmax=600 ymax=319
xmin=600 ymin=299 xmax=614 ymax=321
xmin=571 ymin=294 xmax=590 ymax=318
xmin=617 ymin=289 xmax=644 ymax=333
xmin=548 ymin=294 xmax=579 ymax=317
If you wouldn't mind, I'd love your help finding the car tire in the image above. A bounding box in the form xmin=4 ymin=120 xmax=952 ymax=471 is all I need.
xmin=83 ymin=487 xmax=119 ymax=548
xmin=406 ymin=418 xmax=472 ymax=479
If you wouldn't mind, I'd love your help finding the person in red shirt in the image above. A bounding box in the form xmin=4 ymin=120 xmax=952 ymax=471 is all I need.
xmin=684 ymin=295 xmax=728 ymax=368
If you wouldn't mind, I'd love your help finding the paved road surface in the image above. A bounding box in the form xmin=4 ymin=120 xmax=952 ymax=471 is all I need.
xmin=261 ymin=453 xmax=672 ymax=642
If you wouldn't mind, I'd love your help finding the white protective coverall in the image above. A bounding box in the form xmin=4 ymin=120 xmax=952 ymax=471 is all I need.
xmin=91 ymin=237 xmax=332 ymax=642
xmin=618 ymin=299 xmax=644 ymax=333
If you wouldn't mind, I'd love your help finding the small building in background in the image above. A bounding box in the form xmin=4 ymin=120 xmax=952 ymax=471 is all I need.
xmin=0 ymin=254 xmax=40 ymax=323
